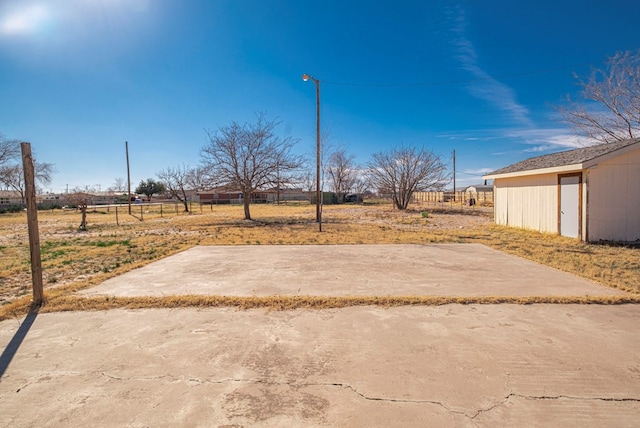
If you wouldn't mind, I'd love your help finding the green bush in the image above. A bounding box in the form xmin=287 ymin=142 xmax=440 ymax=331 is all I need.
xmin=0 ymin=205 xmax=23 ymax=214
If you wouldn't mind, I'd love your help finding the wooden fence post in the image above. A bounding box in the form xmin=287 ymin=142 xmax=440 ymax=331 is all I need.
xmin=20 ymin=143 xmax=44 ymax=306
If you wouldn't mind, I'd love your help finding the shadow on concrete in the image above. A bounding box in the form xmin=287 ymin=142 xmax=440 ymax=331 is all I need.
xmin=0 ymin=307 xmax=39 ymax=380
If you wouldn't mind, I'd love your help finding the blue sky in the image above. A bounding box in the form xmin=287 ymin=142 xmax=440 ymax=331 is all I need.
xmin=1 ymin=0 xmax=639 ymax=193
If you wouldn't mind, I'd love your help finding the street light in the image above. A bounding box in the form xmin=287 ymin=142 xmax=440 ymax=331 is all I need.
xmin=302 ymin=73 xmax=322 ymax=232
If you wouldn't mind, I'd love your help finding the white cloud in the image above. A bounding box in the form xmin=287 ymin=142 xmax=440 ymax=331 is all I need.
xmin=448 ymin=6 xmax=533 ymax=127
xmin=0 ymin=4 xmax=49 ymax=36
xmin=503 ymin=128 xmax=592 ymax=152
xmin=463 ymin=167 xmax=494 ymax=175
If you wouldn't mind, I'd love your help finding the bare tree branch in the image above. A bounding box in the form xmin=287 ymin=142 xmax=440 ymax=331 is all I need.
xmin=0 ymin=161 xmax=53 ymax=203
xmin=0 ymin=134 xmax=20 ymax=167
xmin=558 ymin=50 xmax=640 ymax=144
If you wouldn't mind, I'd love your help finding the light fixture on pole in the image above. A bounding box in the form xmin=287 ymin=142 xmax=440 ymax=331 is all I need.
xmin=302 ymin=73 xmax=322 ymax=232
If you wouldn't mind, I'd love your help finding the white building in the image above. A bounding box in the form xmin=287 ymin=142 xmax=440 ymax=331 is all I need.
xmin=483 ymin=138 xmax=640 ymax=243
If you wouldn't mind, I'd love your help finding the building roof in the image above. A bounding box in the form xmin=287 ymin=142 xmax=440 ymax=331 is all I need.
xmin=0 ymin=190 xmax=22 ymax=198
xmin=464 ymin=184 xmax=493 ymax=192
xmin=486 ymin=138 xmax=640 ymax=177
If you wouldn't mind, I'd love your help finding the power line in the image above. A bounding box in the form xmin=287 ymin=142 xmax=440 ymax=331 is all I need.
xmin=323 ymin=60 xmax=601 ymax=88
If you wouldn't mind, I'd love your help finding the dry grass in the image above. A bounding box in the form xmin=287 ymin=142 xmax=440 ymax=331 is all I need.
xmin=0 ymin=202 xmax=638 ymax=319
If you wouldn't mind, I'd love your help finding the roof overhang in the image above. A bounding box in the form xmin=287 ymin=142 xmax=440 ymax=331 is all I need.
xmin=484 ymin=139 xmax=640 ymax=181
xmin=483 ymin=163 xmax=583 ymax=180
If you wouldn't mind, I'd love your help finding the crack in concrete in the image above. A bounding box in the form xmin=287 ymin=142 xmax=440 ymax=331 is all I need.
xmin=98 ymin=374 xmax=640 ymax=420
xmin=469 ymin=392 xmax=640 ymax=420
xmin=508 ymin=393 xmax=640 ymax=403
xmin=100 ymin=372 xmax=172 ymax=382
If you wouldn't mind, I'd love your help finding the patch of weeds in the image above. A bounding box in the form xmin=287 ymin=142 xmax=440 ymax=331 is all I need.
xmin=421 ymin=211 xmax=429 ymax=218
xmin=42 ymin=249 xmax=67 ymax=261
xmin=42 ymin=241 xmax=71 ymax=250
xmin=93 ymin=240 xmax=131 ymax=248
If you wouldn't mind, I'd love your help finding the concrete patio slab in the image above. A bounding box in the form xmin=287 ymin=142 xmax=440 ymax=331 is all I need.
xmin=1 ymin=305 xmax=639 ymax=427
xmin=81 ymin=244 xmax=625 ymax=297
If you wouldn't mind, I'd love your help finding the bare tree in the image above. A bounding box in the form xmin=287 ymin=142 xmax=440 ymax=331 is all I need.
xmin=0 ymin=161 xmax=54 ymax=203
xmin=186 ymin=166 xmax=214 ymax=192
xmin=201 ymin=114 xmax=303 ymax=220
xmin=300 ymin=169 xmax=316 ymax=202
xmin=0 ymin=134 xmax=19 ymax=167
xmin=351 ymin=173 xmax=371 ymax=202
xmin=64 ymin=188 xmax=97 ymax=231
xmin=326 ymin=148 xmax=358 ymax=203
xmin=111 ymin=177 xmax=126 ymax=192
xmin=157 ymin=165 xmax=192 ymax=212
xmin=367 ymin=145 xmax=448 ymax=210
xmin=558 ymin=50 xmax=640 ymax=144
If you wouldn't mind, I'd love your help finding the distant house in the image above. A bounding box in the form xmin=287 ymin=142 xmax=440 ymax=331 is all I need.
xmin=198 ymin=187 xmax=309 ymax=204
xmin=197 ymin=188 xmax=269 ymax=204
xmin=198 ymin=188 xmax=243 ymax=204
xmin=0 ymin=190 xmax=23 ymax=205
xmin=483 ymin=138 xmax=640 ymax=243
xmin=264 ymin=188 xmax=309 ymax=203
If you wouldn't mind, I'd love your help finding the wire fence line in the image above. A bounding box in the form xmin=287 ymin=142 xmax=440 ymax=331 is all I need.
xmin=66 ymin=202 xmax=207 ymax=224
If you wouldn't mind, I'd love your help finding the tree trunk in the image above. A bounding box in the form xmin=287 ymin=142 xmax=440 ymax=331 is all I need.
xmin=79 ymin=205 xmax=87 ymax=231
xmin=243 ymin=192 xmax=251 ymax=220
xmin=180 ymin=191 xmax=189 ymax=212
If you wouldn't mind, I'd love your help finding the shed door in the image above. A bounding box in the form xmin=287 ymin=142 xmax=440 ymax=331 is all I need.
xmin=559 ymin=175 xmax=580 ymax=238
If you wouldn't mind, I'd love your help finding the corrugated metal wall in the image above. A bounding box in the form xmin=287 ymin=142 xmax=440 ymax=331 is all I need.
xmin=494 ymin=174 xmax=559 ymax=234
xmin=587 ymin=149 xmax=640 ymax=242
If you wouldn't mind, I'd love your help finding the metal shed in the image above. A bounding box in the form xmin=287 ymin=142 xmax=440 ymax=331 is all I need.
xmin=483 ymin=138 xmax=640 ymax=243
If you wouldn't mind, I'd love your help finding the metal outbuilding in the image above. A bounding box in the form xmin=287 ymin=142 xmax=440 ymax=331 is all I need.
xmin=483 ymin=138 xmax=640 ymax=243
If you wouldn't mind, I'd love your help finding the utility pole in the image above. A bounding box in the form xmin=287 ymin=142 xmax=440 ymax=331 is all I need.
xmin=452 ymin=149 xmax=456 ymax=202
xmin=126 ymin=141 xmax=132 ymax=215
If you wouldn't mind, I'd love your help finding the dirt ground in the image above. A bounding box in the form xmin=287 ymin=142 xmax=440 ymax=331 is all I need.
xmin=0 ymin=206 xmax=493 ymax=306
